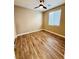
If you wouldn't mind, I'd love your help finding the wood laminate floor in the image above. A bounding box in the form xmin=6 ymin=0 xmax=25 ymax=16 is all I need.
xmin=15 ymin=30 xmax=65 ymax=59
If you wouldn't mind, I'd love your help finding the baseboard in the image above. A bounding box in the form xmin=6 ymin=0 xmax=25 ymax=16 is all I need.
xmin=15 ymin=29 xmax=42 ymax=38
xmin=15 ymin=29 xmax=65 ymax=39
xmin=42 ymin=29 xmax=65 ymax=38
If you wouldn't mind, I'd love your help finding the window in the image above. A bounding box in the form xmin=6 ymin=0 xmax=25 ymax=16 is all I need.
xmin=48 ymin=9 xmax=61 ymax=26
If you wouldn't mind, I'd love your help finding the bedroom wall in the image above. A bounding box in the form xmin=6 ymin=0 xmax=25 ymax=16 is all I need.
xmin=42 ymin=4 xmax=65 ymax=36
xmin=14 ymin=6 xmax=42 ymax=35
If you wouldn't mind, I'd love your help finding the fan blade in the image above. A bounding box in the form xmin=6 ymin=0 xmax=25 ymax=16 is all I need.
xmin=43 ymin=6 xmax=47 ymax=9
xmin=40 ymin=0 xmax=44 ymax=3
xmin=34 ymin=6 xmax=40 ymax=9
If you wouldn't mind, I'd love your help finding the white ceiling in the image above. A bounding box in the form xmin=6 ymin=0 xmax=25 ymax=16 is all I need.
xmin=14 ymin=0 xmax=65 ymax=11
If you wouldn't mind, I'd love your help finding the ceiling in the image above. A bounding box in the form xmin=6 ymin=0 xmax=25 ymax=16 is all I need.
xmin=14 ymin=0 xmax=65 ymax=12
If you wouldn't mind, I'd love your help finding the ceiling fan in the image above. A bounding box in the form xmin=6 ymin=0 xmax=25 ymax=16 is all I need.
xmin=34 ymin=0 xmax=47 ymax=9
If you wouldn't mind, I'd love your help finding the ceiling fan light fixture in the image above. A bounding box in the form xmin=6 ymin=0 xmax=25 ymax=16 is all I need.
xmin=39 ymin=6 xmax=43 ymax=9
xmin=34 ymin=0 xmax=47 ymax=9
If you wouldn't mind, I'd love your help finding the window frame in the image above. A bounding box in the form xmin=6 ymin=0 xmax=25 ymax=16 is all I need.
xmin=48 ymin=9 xmax=61 ymax=26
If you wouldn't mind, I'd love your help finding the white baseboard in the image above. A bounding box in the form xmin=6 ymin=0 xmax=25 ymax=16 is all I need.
xmin=15 ymin=29 xmax=42 ymax=38
xmin=42 ymin=29 xmax=65 ymax=38
xmin=15 ymin=29 xmax=65 ymax=39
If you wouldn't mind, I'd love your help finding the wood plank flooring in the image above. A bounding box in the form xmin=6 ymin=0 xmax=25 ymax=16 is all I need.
xmin=14 ymin=30 xmax=65 ymax=59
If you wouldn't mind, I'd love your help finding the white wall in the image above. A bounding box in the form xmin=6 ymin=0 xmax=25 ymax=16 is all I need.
xmin=14 ymin=6 xmax=42 ymax=35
